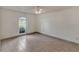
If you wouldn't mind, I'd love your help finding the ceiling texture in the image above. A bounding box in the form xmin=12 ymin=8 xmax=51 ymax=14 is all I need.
xmin=1 ymin=6 xmax=72 ymax=14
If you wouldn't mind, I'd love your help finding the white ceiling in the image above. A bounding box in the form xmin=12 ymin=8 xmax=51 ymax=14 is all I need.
xmin=1 ymin=6 xmax=72 ymax=14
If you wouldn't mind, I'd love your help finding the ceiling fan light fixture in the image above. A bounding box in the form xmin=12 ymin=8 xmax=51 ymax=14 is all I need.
xmin=35 ymin=11 xmax=39 ymax=14
xmin=35 ymin=9 xmax=43 ymax=14
xmin=35 ymin=6 xmax=43 ymax=14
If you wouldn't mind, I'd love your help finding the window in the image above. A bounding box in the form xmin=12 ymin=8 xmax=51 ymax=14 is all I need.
xmin=19 ymin=17 xmax=27 ymax=33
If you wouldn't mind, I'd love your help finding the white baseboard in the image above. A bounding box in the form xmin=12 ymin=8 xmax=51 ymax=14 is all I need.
xmin=39 ymin=32 xmax=79 ymax=44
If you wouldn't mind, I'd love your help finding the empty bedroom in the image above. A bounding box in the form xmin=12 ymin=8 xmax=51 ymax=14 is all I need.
xmin=0 ymin=6 xmax=79 ymax=52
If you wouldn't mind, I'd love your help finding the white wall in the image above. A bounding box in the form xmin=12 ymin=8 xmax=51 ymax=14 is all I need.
xmin=37 ymin=7 xmax=79 ymax=44
xmin=0 ymin=12 xmax=1 ymax=50
xmin=0 ymin=8 xmax=37 ymax=39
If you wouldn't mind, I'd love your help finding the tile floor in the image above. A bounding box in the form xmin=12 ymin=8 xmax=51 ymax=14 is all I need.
xmin=1 ymin=33 xmax=79 ymax=52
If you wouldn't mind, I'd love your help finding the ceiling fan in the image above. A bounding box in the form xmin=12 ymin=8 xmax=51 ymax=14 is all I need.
xmin=35 ymin=6 xmax=43 ymax=14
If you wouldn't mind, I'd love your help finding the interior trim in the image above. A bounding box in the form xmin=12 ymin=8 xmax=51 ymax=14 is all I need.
xmin=1 ymin=32 xmax=79 ymax=45
xmin=26 ymin=32 xmax=38 ymax=35
xmin=0 ymin=33 xmax=26 ymax=40
xmin=38 ymin=32 xmax=79 ymax=45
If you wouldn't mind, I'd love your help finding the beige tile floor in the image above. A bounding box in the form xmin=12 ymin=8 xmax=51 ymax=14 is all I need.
xmin=1 ymin=33 xmax=79 ymax=52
